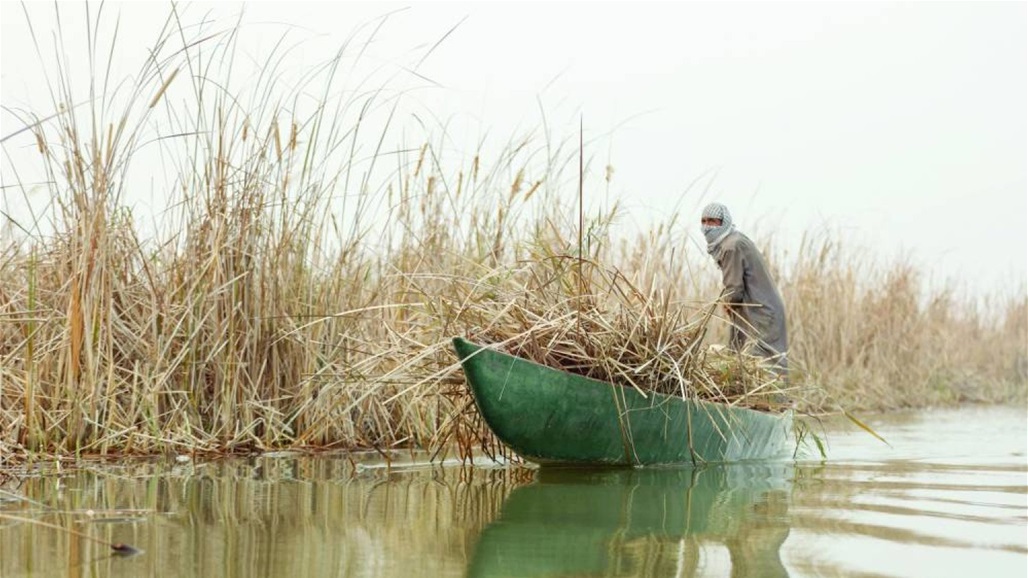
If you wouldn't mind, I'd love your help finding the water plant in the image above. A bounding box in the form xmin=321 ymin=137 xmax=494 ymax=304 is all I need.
xmin=1 ymin=5 xmax=1023 ymax=462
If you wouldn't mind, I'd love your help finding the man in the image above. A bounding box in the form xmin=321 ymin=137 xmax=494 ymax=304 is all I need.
xmin=701 ymin=202 xmax=788 ymax=373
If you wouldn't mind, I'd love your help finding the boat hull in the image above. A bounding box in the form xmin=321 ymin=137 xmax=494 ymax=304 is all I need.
xmin=453 ymin=337 xmax=792 ymax=466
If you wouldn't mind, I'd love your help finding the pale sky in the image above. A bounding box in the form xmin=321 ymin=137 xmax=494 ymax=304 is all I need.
xmin=2 ymin=1 xmax=1026 ymax=297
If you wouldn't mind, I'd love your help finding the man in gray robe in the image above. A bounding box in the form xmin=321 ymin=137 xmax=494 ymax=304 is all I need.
xmin=701 ymin=202 xmax=788 ymax=373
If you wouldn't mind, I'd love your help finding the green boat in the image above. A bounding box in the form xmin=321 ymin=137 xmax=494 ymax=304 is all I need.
xmin=452 ymin=337 xmax=793 ymax=466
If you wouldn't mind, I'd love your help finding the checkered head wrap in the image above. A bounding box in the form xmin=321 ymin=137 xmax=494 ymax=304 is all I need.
xmin=701 ymin=202 xmax=735 ymax=254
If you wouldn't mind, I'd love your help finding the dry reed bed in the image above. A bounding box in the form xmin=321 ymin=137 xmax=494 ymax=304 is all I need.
xmin=1 ymin=7 xmax=1024 ymax=462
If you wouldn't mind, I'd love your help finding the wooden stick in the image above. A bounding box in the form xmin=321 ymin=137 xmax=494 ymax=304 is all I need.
xmin=0 ymin=512 xmax=142 ymax=555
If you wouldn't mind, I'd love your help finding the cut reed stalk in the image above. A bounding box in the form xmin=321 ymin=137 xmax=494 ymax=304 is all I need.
xmin=0 ymin=513 xmax=141 ymax=556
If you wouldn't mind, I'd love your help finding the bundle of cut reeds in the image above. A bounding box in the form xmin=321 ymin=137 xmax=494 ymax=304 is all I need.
xmin=436 ymin=255 xmax=810 ymax=411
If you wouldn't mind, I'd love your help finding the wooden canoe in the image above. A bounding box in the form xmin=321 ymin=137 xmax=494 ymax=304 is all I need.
xmin=453 ymin=337 xmax=793 ymax=466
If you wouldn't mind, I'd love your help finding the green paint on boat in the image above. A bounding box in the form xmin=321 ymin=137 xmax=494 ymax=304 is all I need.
xmin=453 ymin=337 xmax=793 ymax=466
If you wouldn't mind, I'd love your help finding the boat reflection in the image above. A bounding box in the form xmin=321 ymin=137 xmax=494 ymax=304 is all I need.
xmin=467 ymin=463 xmax=792 ymax=577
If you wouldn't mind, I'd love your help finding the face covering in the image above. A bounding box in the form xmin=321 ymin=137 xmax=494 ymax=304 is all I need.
xmin=701 ymin=202 xmax=735 ymax=254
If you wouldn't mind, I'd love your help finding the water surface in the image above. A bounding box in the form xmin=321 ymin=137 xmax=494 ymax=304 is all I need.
xmin=1 ymin=405 xmax=1025 ymax=577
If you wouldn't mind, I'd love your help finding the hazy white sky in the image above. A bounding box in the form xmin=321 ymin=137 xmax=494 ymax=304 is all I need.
xmin=2 ymin=1 xmax=1026 ymax=296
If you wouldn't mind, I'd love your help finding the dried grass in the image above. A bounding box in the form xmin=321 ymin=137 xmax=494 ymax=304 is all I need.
xmin=0 ymin=6 xmax=1023 ymax=463
xmin=433 ymin=255 xmax=800 ymax=409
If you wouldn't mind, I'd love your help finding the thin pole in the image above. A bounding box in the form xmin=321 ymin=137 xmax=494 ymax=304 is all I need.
xmin=578 ymin=116 xmax=584 ymax=333
xmin=0 ymin=513 xmax=141 ymax=555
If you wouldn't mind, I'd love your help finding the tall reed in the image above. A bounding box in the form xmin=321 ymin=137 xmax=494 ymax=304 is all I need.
xmin=1 ymin=7 xmax=1023 ymax=461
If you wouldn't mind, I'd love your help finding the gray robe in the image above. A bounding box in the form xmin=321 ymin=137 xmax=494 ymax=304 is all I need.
xmin=710 ymin=231 xmax=788 ymax=371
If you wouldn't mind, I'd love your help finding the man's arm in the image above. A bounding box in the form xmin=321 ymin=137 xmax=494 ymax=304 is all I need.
xmin=720 ymin=247 xmax=746 ymax=304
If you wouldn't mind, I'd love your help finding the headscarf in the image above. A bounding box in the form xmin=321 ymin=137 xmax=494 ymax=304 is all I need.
xmin=701 ymin=202 xmax=735 ymax=255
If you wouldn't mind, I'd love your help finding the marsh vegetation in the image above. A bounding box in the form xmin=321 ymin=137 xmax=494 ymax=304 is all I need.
xmin=1 ymin=7 xmax=1024 ymax=462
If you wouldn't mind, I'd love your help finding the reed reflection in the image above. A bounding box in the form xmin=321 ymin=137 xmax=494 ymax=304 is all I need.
xmin=0 ymin=456 xmax=517 ymax=578
xmin=467 ymin=463 xmax=792 ymax=578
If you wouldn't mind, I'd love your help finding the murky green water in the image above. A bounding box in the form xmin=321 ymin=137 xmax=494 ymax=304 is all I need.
xmin=2 ymin=405 xmax=1025 ymax=577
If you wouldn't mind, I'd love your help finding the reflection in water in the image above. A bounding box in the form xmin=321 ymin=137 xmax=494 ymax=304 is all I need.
xmin=0 ymin=455 xmax=520 ymax=578
xmin=0 ymin=456 xmax=792 ymax=578
xmin=1 ymin=406 xmax=1025 ymax=577
xmin=468 ymin=464 xmax=793 ymax=578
